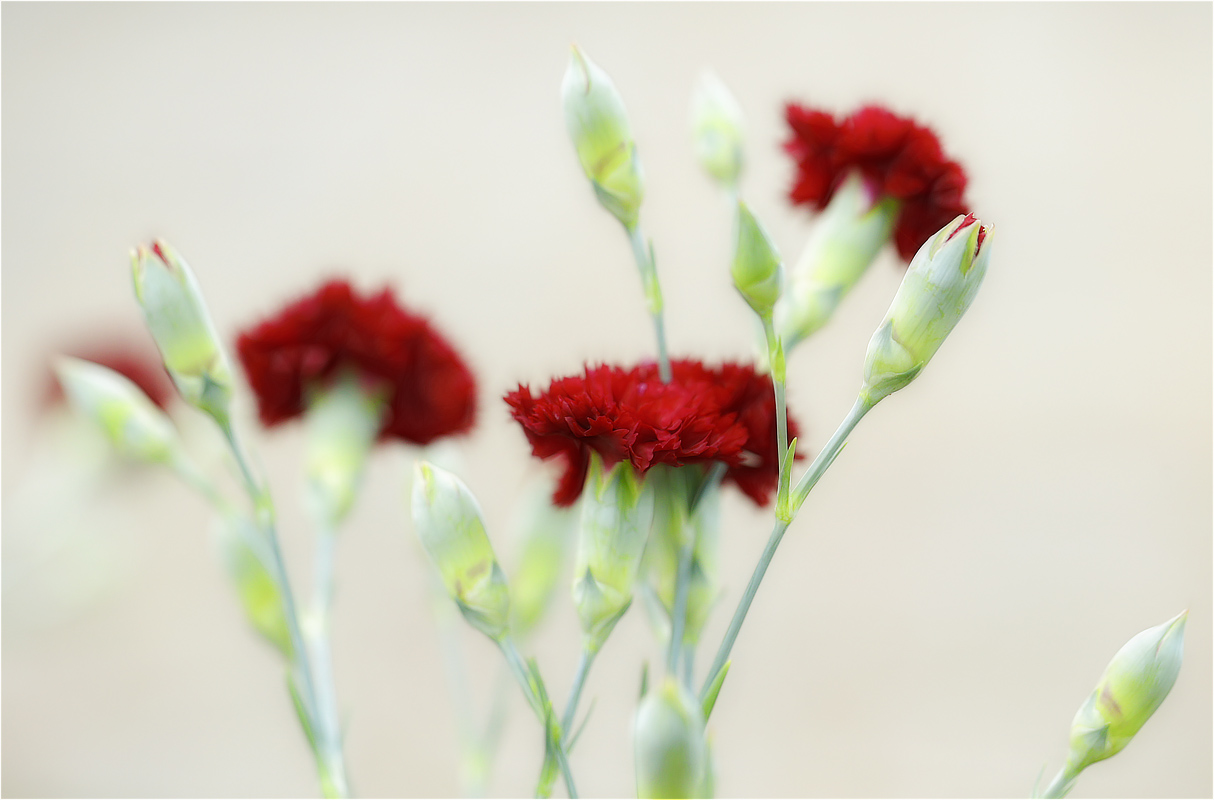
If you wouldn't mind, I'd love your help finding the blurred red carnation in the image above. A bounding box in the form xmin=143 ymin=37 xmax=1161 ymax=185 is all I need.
xmin=784 ymin=102 xmax=971 ymax=260
xmin=45 ymin=341 xmax=174 ymax=410
xmin=236 ymin=279 xmax=476 ymax=445
xmin=505 ymin=359 xmax=800 ymax=507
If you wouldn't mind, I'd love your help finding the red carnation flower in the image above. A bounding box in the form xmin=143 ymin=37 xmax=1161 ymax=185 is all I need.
xmin=45 ymin=341 xmax=174 ymax=410
xmin=783 ymin=102 xmax=971 ymax=260
xmin=505 ymin=359 xmax=800 ymax=507
xmin=236 ymin=279 xmax=476 ymax=445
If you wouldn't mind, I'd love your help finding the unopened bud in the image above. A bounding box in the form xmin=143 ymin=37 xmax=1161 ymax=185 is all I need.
xmin=130 ymin=240 xmax=233 ymax=424
xmin=304 ymin=374 xmax=385 ymax=526
xmin=572 ymin=454 xmax=655 ymax=653
xmin=634 ymin=678 xmax=708 ymax=799
xmin=412 ymin=462 xmax=511 ymax=640
xmin=690 ymin=70 xmax=744 ymax=188
xmin=731 ymin=201 xmax=783 ymax=319
xmin=1065 ymin=610 xmax=1187 ymax=774
xmin=54 ymin=357 xmax=180 ymax=464
xmin=778 ymin=173 xmax=898 ymax=348
xmin=861 ymin=214 xmax=992 ymax=405
xmin=563 ymin=45 xmax=645 ymax=229
xmin=510 ymin=475 xmax=578 ymax=637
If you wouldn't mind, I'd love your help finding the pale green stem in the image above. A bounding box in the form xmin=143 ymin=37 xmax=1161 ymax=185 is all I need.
xmin=170 ymin=453 xmax=234 ymax=515
xmin=218 ymin=420 xmax=332 ymax=795
xmin=699 ymin=396 xmax=873 ymax=708
xmin=1041 ymin=764 xmax=1080 ymax=799
xmin=560 ymin=647 xmax=596 ymax=744
xmin=682 ymin=644 xmax=695 ymax=687
xmin=434 ymin=589 xmax=481 ymax=797
xmin=308 ymin=514 xmax=350 ymax=798
xmin=666 ymin=537 xmax=695 ymax=676
xmin=497 ymin=637 xmax=578 ymax=799
xmin=626 ymin=223 xmax=672 ymax=383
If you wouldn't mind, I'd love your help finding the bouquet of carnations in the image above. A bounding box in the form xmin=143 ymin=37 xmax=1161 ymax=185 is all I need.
xmin=50 ymin=46 xmax=1185 ymax=799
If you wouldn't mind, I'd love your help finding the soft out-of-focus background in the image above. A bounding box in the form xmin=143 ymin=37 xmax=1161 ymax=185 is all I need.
xmin=2 ymin=2 xmax=1210 ymax=797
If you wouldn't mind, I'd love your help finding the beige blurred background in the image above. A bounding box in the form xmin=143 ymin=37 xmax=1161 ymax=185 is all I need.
xmin=2 ymin=2 xmax=1210 ymax=798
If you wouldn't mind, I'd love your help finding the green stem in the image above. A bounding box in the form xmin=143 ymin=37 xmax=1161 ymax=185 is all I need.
xmin=498 ymin=637 xmax=578 ymax=799
xmin=682 ymin=644 xmax=695 ymax=687
xmin=219 ymin=420 xmax=331 ymax=795
xmin=309 ymin=516 xmax=350 ymax=798
xmin=560 ymin=647 xmax=596 ymax=743
xmin=761 ymin=318 xmax=788 ymax=469
xmin=699 ymin=396 xmax=873 ymax=708
xmin=1041 ymin=764 xmax=1079 ymax=799
xmin=626 ymin=223 xmax=672 ymax=383
xmin=666 ymin=537 xmax=695 ymax=676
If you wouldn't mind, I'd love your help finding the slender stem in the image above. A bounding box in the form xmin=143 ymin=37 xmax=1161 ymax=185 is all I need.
xmin=170 ymin=454 xmax=233 ymax=514
xmin=762 ymin=318 xmax=788 ymax=467
xmin=219 ymin=420 xmax=330 ymax=792
xmin=1041 ymin=764 xmax=1079 ymax=799
xmin=560 ymin=647 xmax=595 ymax=742
xmin=699 ymin=396 xmax=873 ymax=705
xmin=308 ymin=515 xmax=350 ymax=798
xmin=682 ymin=644 xmax=695 ymax=688
xmin=626 ymin=223 xmax=672 ymax=383
xmin=698 ymin=518 xmax=789 ymax=704
xmin=666 ymin=538 xmax=694 ymax=676
xmin=498 ymin=638 xmax=578 ymax=799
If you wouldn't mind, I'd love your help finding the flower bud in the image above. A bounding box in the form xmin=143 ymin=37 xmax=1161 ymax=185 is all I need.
xmin=214 ymin=514 xmax=292 ymax=657
xmin=130 ymin=240 xmax=233 ymax=424
xmin=572 ymin=454 xmax=656 ymax=653
xmin=644 ymin=466 xmax=720 ymax=647
xmin=861 ymin=214 xmax=992 ymax=405
xmin=1065 ymin=610 xmax=1187 ymax=774
xmin=778 ymin=173 xmax=899 ymax=348
xmin=510 ymin=475 xmax=577 ymax=637
xmin=563 ymin=45 xmax=645 ymax=229
xmin=690 ymin=70 xmax=744 ymax=188
xmin=731 ymin=201 xmax=783 ymax=319
xmin=411 ymin=461 xmax=511 ymax=640
xmin=634 ymin=678 xmax=708 ymax=799
xmin=54 ymin=357 xmax=180 ymax=464
xmin=304 ymin=374 xmax=385 ymax=526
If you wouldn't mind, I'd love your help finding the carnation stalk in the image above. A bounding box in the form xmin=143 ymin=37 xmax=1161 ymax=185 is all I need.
xmin=497 ymin=636 xmax=579 ymax=798
xmin=626 ymin=224 xmax=672 ymax=382
xmin=219 ymin=419 xmax=349 ymax=797
xmin=699 ymin=397 xmax=872 ymax=710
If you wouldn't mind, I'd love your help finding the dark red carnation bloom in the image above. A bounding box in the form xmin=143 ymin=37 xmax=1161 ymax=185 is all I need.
xmin=505 ymin=359 xmax=800 ymax=507
xmin=45 ymin=341 xmax=174 ymax=410
xmin=783 ymin=102 xmax=971 ymax=260
xmin=236 ymin=279 xmax=476 ymax=445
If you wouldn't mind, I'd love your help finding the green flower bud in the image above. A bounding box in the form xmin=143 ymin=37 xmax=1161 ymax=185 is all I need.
xmin=644 ymin=466 xmax=720 ymax=647
xmin=304 ymin=374 xmax=385 ymax=526
xmin=1065 ymin=610 xmax=1187 ymax=774
xmin=509 ymin=476 xmax=577 ymax=637
xmin=215 ymin=514 xmax=291 ymax=657
xmin=54 ymin=356 xmax=180 ymax=464
xmin=572 ymin=454 xmax=655 ymax=653
xmin=778 ymin=173 xmax=899 ymax=348
xmin=634 ymin=678 xmax=708 ymax=799
xmin=861 ymin=214 xmax=992 ymax=406
xmin=690 ymin=70 xmax=744 ymax=188
xmin=130 ymin=241 xmax=233 ymax=424
xmin=563 ymin=45 xmax=645 ymax=229
xmin=411 ymin=461 xmax=511 ymax=640
xmin=731 ymin=201 xmax=783 ymax=319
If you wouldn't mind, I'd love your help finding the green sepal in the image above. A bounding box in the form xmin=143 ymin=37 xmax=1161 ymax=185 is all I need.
xmin=775 ymin=437 xmax=797 ymax=523
xmin=287 ymin=671 xmax=320 ymax=759
xmin=701 ymin=660 xmax=731 ymax=720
